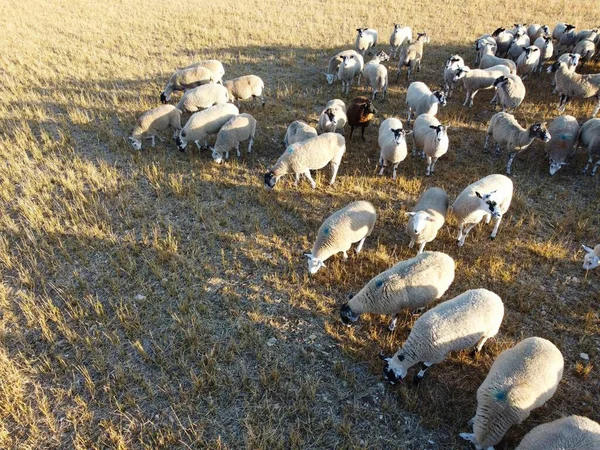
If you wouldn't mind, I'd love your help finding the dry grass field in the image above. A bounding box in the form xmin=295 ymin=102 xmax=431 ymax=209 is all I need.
xmin=1 ymin=0 xmax=599 ymax=448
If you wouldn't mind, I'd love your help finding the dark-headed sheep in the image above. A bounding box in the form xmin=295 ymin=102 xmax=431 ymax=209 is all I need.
xmin=347 ymin=97 xmax=378 ymax=141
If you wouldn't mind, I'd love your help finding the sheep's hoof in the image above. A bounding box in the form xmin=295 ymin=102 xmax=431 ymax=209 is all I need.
xmin=412 ymin=373 xmax=423 ymax=385
xmin=489 ymin=235 xmax=496 ymax=240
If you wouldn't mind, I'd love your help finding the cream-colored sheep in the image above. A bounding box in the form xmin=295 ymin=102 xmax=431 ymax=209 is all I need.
xmin=129 ymin=105 xmax=182 ymax=151
xmin=377 ymin=117 xmax=411 ymax=179
xmin=160 ymin=65 xmax=214 ymax=103
xmin=185 ymin=60 xmax=225 ymax=84
xmin=444 ymin=55 xmax=465 ymax=98
xmin=406 ymin=82 xmax=446 ymax=124
xmin=548 ymin=56 xmax=600 ymax=117
xmin=516 ymin=46 xmax=540 ymax=79
xmin=337 ymin=53 xmax=365 ymax=95
xmin=544 ymin=115 xmax=580 ymax=175
xmin=355 ymin=28 xmax=378 ymax=56
xmin=324 ymin=50 xmax=362 ymax=85
xmin=176 ymin=103 xmax=239 ymax=151
xmin=479 ymin=43 xmax=517 ymax=74
xmin=453 ymin=65 xmax=512 ymax=107
xmin=223 ymin=75 xmax=265 ymax=107
xmin=397 ymin=32 xmax=430 ymax=81
xmin=175 ymin=83 xmax=229 ymax=113
xmin=405 ymin=187 xmax=448 ymax=253
xmin=412 ymin=113 xmax=449 ymax=176
xmin=210 ymin=113 xmax=256 ymax=164
xmin=491 ymin=75 xmax=526 ymax=112
xmin=515 ymin=415 xmax=600 ymax=450
xmin=283 ymin=121 xmax=318 ymax=146
xmin=317 ymin=99 xmax=347 ymax=134
xmin=363 ymin=51 xmax=390 ymax=100
xmin=389 ymin=24 xmax=412 ymax=59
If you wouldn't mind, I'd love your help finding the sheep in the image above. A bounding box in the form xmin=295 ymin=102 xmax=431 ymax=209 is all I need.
xmin=552 ymin=22 xmax=569 ymax=42
xmin=175 ymin=103 xmax=239 ymax=151
xmin=406 ymin=82 xmax=446 ymax=124
xmin=381 ymin=288 xmax=504 ymax=384
xmin=325 ymin=50 xmax=361 ymax=85
xmin=175 ymin=83 xmax=230 ymax=113
xmin=491 ymin=75 xmax=525 ymax=112
xmin=582 ymin=244 xmax=600 ymax=270
xmin=460 ymin=337 xmax=564 ymax=450
xmin=340 ymin=251 xmax=455 ymax=331
xmin=412 ymin=114 xmax=449 ymax=176
xmin=185 ymin=60 xmax=225 ymax=84
xmin=443 ymin=54 xmax=465 ymax=98
xmin=527 ymin=24 xmax=550 ymax=44
xmin=583 ymin=133 xmax=600 ymax=175
xmin=484 ymin=112 xmax=550 ymax=174
xmin=508 ymin=23 xmax=527 ymax=37
xmin=263 ymin=133 xmax=345 ymax=190
xmin=405 ymin=187 xmax=448 ymax=253
xmin=551 ymin=53 xmax=579 ymax=92
xmin=451 ymin=174 xmax=513 ymax=247
xmin=558 ymin=24 xmax=577 ymax=53
xmin=355 ymin=28 xmax=378 ymax=56
xmin=516 ymin=415 xmax=600 ymax=450
xmin=317 ymin=99 xmax=347 ymax=134
xmin=389 ymin=24 xmax=412 ymax=59
xmin=223 ymin=75 xmax=265 ymax=107
xmin=305 ymin=201 xmax=376 ymax=275
xmin=548 ymin=57 xmax=600 ymax=117
xmin=363 ymin=51 xmax=390 ymax=100
xmin=579 ymin=117 xmax=600 ymax=175
xmin=532 ymin=35 xmax=553 ymax=72
xmin=516 ymin=46 xmax=540 ymax=79
xmin=347 ymin=96 xmax=378 ymax=141
xmin=337 ymin=53 xmax=365 ymax=95
xmin=544 ymin=115 xmax=579 ymax=175
xmin=507 ymin=32 xmax=530 ymax=61
xmin=397 ymin=32 xmax=430 ymax=81
xmin=474 ymin=35 xmax=498 ymax=65
xmin=210 ymin=113 xmax=256 ymax=164
xmin=576 ymin=28 xmax=599 ymax=43
xmin=377 ymin=117 xmax=411 ymax=179
xmin=494 ymin=30 xmax=514 ymax=58
xmin=283 ymin=121 xmax=318 ymax=147
xmin=453 ymin=65 xmax=512 ymax=107
xmin=480 ymin=42 xmax=518 ymax=74
xmin=129 ymin=105 xmax=182 ymax=151
xmin=573 ymin=33 xmax=597 ymax=67
xmin=160 ymin=65 xmax=214 ymax=104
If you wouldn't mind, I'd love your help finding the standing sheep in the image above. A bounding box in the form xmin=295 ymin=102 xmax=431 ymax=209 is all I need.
xmin=579 ymin=117 xmax=600 ymax=175
xmin=337 ymin=53 xmax=365 ymax=95
xmin=263 ymin=133 xmax=345 ymax=190
xmin=355 ymin=28 xmax=378 ymax=56
xmin=515 ymin=415 xmax=600 ymax=450
xmin=582 ymin=244 xmax=600 ymax=270
xmin=325 ymin=50 xmax=362 ymax=85
xmin=347 ymin=96 xmax=378 ymax=141
xmin=160 ymin=65 xmax=214 ymax=104
xmin=129 ymin=105 xmax=182 ymax=151
xmin=475 ymin=35 xmax=498 ymax=65
xmin=507 ymin=32 xmax=531 ymax=61
xmin=412 ymin=114 xmax=449 ymax=176
xmin=283 ymin=121 xmax=318 ymax=147
xmin=532 ymin=35 xmax=553 ymax=72
xmin=317 ymin=99 xmax=347 ymax=134
xmin=405 ymin=187 xmax=448 ymax=253
xmin=304 ymin=201 xmax=376 ymax=275
xmin=526 ymin=24 xmax=550 ymax=44
xmin=377 ymin=117 xmax=411 ymax=179
xmin=397 ymin=33 xmax=430 ymax=81
xmin=491 ymin=75 xmax=526 ymax=112
xmin=363 ymin=51 xmax=390 ymax=101
xmin=389 ymin=24 xmax=412 ymax=59
xmin=406 ymin=81 xmax=446 ymax=124
xmin=552 ymin=23 xmax=571 ymax=43
xmin=583 ymin=133 xmax=600 ymax=175
xmin=186 ymin=60 xmax=225 ymax=84
xmin=340 ymin=251 xmax=455 ymax=330
xmin=544 ymin=115 xmax=580 ymax=175
xmin=175 ymin=83 xmax=230 ymax=113
xmin=460 ymin=337 xmax=564 ymax=450
xmin=558 ymin=24 xmax=577 ymax=53
xmin=451 ymin=174 xmax=513 ymax=247
xmin=223 ymin=75 xmax=265 ymax=107
xmin=444 ymin=54 xmax=465 ymax=98
xmin=573 ymin=33 xmax=597 ymax=67
xmin=480 ymin=43 xmax=518 ymax=74
xmin=175 ymin=103 xmax=239 ymax=151
xmin=453 ymin=65 xmax=512 ymax=107
xmin=210 ymin=113 xmax=256 ymax=164
xmin=381 ymin=289 xmax=504 ymax=383
xmin=516 ymin=46 xmax=540 ymax=79
xmin=494 ymin=30 xmax=514 ymax=58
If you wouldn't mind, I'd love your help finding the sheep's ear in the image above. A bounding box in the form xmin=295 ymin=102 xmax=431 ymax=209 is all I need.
xmin=582 ymin=245 xmax=594 ymax=253
xmin=304 ymin=253 xmax=313 ymax=259
xmin=429 ymin=125 xmax=437 ymax=129
xmin=522 ymin=46 xmax=527 ymax=51
xmin=475 ymin=191 xmax=482 ymax=198
xmin=405 ymin=212 xmax=416 ymax=216
xmin=404 ymin=130 xmax=413 ymax=135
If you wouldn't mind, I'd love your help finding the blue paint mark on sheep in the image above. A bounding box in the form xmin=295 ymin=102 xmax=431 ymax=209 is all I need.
xmin=287 ymin=146 xmax=294 ymax=154
xmin=494 ymin=390 xmax=507 ymax=402
xmin=323 ymin=226 xmax=330 ymax=235
xmin=376 ymin=279 xmax=384 ymax=288
xmin=558 ymin=134 xmax=570 ymax=141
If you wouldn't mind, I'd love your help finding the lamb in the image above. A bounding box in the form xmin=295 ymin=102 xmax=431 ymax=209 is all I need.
xmin=507 ymin=32 xmax=531 ymax=61
xmin=355 ymin=28 xmax=378 ymax=56
xmin=515 ymin=415 xmax=600 ymax=450
xmin=185 ymin=60 xmax=225 ymax=84
xmin=175 ymin=83 xmax=230 ymax=113
xmin=443 ymin=54 xmax=465 ymax=98
xmin=377 ymin=117 xmax=411 ymax=179
xmin=381 ymin=288 xmax=504 ymax=383
xmin=573 ymin=33 xmax=597 ymax=67
xmin=340 ymin=251 xmax=455 ymax=331
xmin=405 ymin=187 xmax=448 ymax=253
xmin=283 ymin=121 xmax=318 ymax=146
xmin=451 ymin=174 xmax=513 ymax=247
xmin=337 ymin=53 xmax=365 ymax=95
xmin=491 ymin=75 xmax=526 ymax=112
xmin=347 ymin=96 xmax=378 ymax=141
xmin=544 ymin=115 xmax=579 ymax=175
xmin=582 ymin=244 xmax=600 ymax=270
xmin=263 ymin=133 xmax=345 ymax=190
xmin=548 ymin=57 xmax=600 ymax=117
xmin=363 ymin=51 xmax=390 ymax=100
xmin=453 ymin=65 xmax=512 ymax=107
xmin=325 ymin=50 xmax=361 ymax=85
xmin=412 ymin=114 xmax=449 ymax=176
xmin=210 ymin=113 xmax=256 ymax=164
xmin=175 ymin=103 xmax=239 ymax=151
xmin=397 ymin=32 xmax=430 ymax=81
xmin=129 ymin=105 xmax=182 ymax=151
xmin=558 ymin=24 xmax=577 ymax=53
xmin=160 ymin=65 xmax=214 ymax=103
xmin=389 ymin=24 xmax=412 ymax=59
xmin=405 ymin=82 xmax=446 ymax=124
xmin=579 ymin=117 xmax=600 ymax=175
xmin=484 ymin=112 xmax=550 ymax=174
xmin=223 ymin=75 xmax=265 ymax=107
xmin=304 ymin=200 xmax=376 ymax=275
xmin=516 ymin=46 xmax=540 ymax=79
xmin=460 ymin=337 xmax=564 ymax=450
xmin=480 ymin=43 xmax=518 ymax=74
xmin=532 ymin=35 xmax=553 ymax=72
xmin=527 ymin=24 xmax=550 ymax=44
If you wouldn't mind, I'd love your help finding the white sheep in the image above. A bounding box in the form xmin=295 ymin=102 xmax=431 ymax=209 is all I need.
xmin=548 ymin=57 xmax=600 ymax=117
xmin=381 ymin=288 xmax=504 ymax=383
xmin=412 ymin=113 xmax=449 ymax=176
xmin=480 ymin=43 xmax=517 ymax=74
xmin=558 ymin=24 xmax=578 ymax=53
xmin=389 ymin=24 xmax=412 ymax=59
xmin=443 ymin=54 xmax=465 ymax=98
xmin=583 ymin=133 xmax=600 ymax=175
xmin=453 ymin=65 xmax=512 ymax=107
xmin=185 ymin=60 xmax=225 ymax=84
xmin=526 ymin=24 xmax=550 ymax=44
xmin=263 ymin=133 xmax=345 ymax=190
xmin=579 ymin=117 xmax=600 ymax=175
xmin=129 ymin=105 xmax=182 ymax=151
xmin=397 ymin=32 xmax=430 ymax=81
xmin=317 ymin=99 xmax=347 ymax=134
xmin=283 ymin=121 xmax=318 ymax=146
xmin=515 ymin=415 xmax=600 ymax=450
xmin=363 ymin=51 xmax=390 ymax=100
xmin=175 ymin=103 xmax=239 ymax=151
xmin=340 ymin=251 xmax=455 ymax=330
xmin=160 ymin=65 xmax=214 ymax=103
xmin=355 ymin=28 xmax=378 ymax=56
xmin=552 ymin=23 xmax=569 ymax=42
xmin=337 ymin=53 xmax=365 ymax=95
xmin=405 ymin=187 xmax=448 ymax=253
xmin=324 ymin=50 xmax=361 ymax=85
xmin=175 ymin=83 xmax=230 ymax=113
xmin=406 ymin=82 xmax=446 ymax=124
xmin=573 ymin=33 xmax=597 ymax=67
xmin=484 ymin=112 xmax=551 ymax=174
xmin=451 ymin=174 xmax=513 ymax=247
xmin=507 ymin=32 xmax=531 ymax=61
xmin=494 ymin=30 xmax=514 ymax=58
xmin=582 ymin=244 xmax=600 ymax=270
xmin=491 ymin=75 xmax=526 ymax=112
xmin=532 ymin=35 xmax=553 ymax=72
xmin=516 ymin=46 xmax=540 ymax=79
xmin=223 ymin=75 xmax=265 ymax=107
xmin=474 ymin=35 xmax=497 ymax=65
xmin=460 ymin=337 xmax=564 ymax=450
xmin=544 ymin=115 xmax=580 ymax=175
xmin=210 ymin=113 xmax=256 ymax=164
xmin=377 ymin=117 xmax=411 ymax=179
xmin=304 ymin=200 xmax=376 ymax=275
xmin=551 ymin=53 xmax=579 ymax=92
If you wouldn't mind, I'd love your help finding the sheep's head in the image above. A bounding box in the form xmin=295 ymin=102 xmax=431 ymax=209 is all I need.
xmin=565 ymin=24 xmax=576 ymax=31
xmin=541 ymin=25 xmax=549 ymax=34
xmin=128 ymin=136 xmax=142 ymax=151
xmin=569 ymin=53 xmax=581 ymax=66
xmin=356 ymin=28 xmax=366 ymax=37
xmin=530 ymin=122 xmax=550 ymax=142
xmin=160 ymin=92 xmax=169 ymax=104
xmin=175 ymin=135 xmax=187 ymax=152
xmin=524 ymin=46 xmax=539 ymax=59
xmin=376 ymin=51 xmax=390 ymax=62
xmin=324 ymin=72 xmax=336 ymax=85
xmin=340 ymin=303 xmax=359 ymax=326
xmin=492 ymin=27 xmax=505 ymax=37
xmin=304 ymin=253 xmax=325 ymax=275
xmin=390 ymin=128 xmax=406 ymax=145
xmin=433 ymin=90 xmax=447 ymax=107
xmin=210 ymin=147 xmax=223 ymax=164
xmin=263 ymin=171 xmax=277 ymax=189
xmin=393 ymin=23 xmax=401 ymax=31
xmin=493 ymin=75 xmax=508 ymax=87
xmin=363 ymin=100 xmax=378 ymax=116
xmin=453 ymin=66 xmax=469 ymax=82
xmin=417 ymin=32 xmax=430 ymax=43
xmin=582 ymin=245 xmax=600 ymax=270
xmin=324 ymin=108 xmax=337 ymax=126
xmin=380 ymin=352 xmax=407 ymax=384
xmin=445 ymin=55 xmax=462 ymax=69
xmin=406 ymin=211 xmax=435 ymax=236
xmin=341 ymin=55 xmax=355 ymax=67
xmin=475 ymin=190 xmax=502 ymax=219
xmin=549 ymin=158 xmax=568 ymax=176
xmin=429 ymin=124 xmax=448 ymax=142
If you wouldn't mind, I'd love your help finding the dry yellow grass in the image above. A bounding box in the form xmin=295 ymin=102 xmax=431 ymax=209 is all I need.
xmin=1 ymin=0 xmax=599 ymax=448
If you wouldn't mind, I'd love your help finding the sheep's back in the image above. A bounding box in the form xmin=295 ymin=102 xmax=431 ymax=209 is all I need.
xmin=515 ymin=415 xmax=600 ymax=450
xmin=283 ymin=133 xmax=344 ymax=173
xmin=183 ymin=103 xmax=239 ymax=135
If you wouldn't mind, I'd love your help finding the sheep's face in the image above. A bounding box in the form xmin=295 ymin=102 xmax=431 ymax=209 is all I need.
xmin=531 ymin=123 xmax=550 ymax=142
xmin=453 ymin=67 xmax=469 ymax=82
xmin=433 ymin=90 xmax=447 ymax=107
xmin=380 ymin=353 xmax=406 ymax=384
xmin=476 ymin=190 xmax=501 ymax=219
xmin=325 ymin=109 xmax=337 ymax=126
xmin=445 ymin=55 xmax=463 ymax=70
xmin=429 ymin=125 xmax=447 ymax=142
xmin=407 ymin=211 xmax=434 ymax=236
xmin=549 ymin=158 xmax=568 ymax=175
xmin=493 ymin=76 xmax=508 ymax=88
xmin=541 ymin=25 xmax=549 ymax=34
xmin=390 ymin=128 xmax=405 ymax=145
xmin=417 ymin=32 xmax=429 ymax=44
xmin=128 ymin=136 xmax=142 ymax=151
xmin=393 ymin=23 xmax=401 ymax=31
xmin=263 ymin=171 xmax=278 ymax=189
xmin=341 ymin=55 xmax=355 ymax=68
xmin=211 ymin=148 xmax=223 ymax=164
xmin=325 ymin=73 xmax=336 ymax=85
xmin=492 ymin=27 xmax=505 ymax=37
xmin=364 ymin=101 xmax=378 ymax=116
xmin=356 ymin=28 xmax=366 ymax=37
xmin=582 ymin=245 xmax=600 ymax=270
xmin=160 ymin=92 xmax=170 ymax=104
xmin=175 ymin=136 xmax=187 ymax=152
xmin=304 ymin=253 xmax=325 ymax=275
xmin=340 ymin=303 xmax=359 ymax=326
xmin=376 ymin=51 xmax=390 ymax=62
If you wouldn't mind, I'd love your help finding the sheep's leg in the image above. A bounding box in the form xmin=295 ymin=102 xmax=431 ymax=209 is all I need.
xmin=342 ymin=250 xmax=348 ymax=260
xmin=304 ymin=170 xmax=317 ymax=189
xmin=583 ymin=154 xmax=592 ymax=174
xmin=261 ymin=96 xmax=265 ymax=108
xmin=392 ymin=162 xmax=399 ymax=180
xmin=355 ymin=236 xmax=366 ymax=254
xmin=388 ymin=314 xmax=399 ymax=331
xmin=329 ymin=162 xmax=340 ymax=185
xmin=417 ymin=242 xmax=426 ymax=253
xmin=426 ymin=156 xmax=432 ymax=176
xmin=506 ymin=151 xmax=516 ymax=175
xmin=490 ymin=215 xmax=502 ymax=240
xmin=225 ymin=150 xmax=230 ymax=160
xmin=294 ymin=173 xmax=300 ymax=187
xmin=412 ymin=142 xmax=417 ymax=157
xmin=591 ymin=159 xmax=600 ymax=176
xmin=408 ymin=239 xmax=415 ymax=248
xmin=457 ymin=222 xmax=478 ymax=247
xmin=483 ymin=133 xmax=491 ymax=152
xmin=194 ymin=140 xmax=202 ymax=149
xmin=150 ymin=135 xmax=156 ymax=147
xmin=475 ymin=336 xmax=489 ymax=352
xmin=468 ymin=90 xmax=478 ymax=107
xmin=485 ymin=213 xmax=491 ymax=224
xmin=430 ymin=157 xmax=439 ymax=174
xmin=395 ymin=69 xmax=401 ymax=83
xmin=360 ymin=126 xmax=366 ymax=142
xmin=463 ymin=90 xmax=470 ymax=107
xmin=420 ymin=149 xmax=425 ymax=159
xmin=349 ymin=126 xmax=355 ymax=140
xmin=494 ymin=143 xmax=501 ymax=157
xmin=592 ymin=95 xmax=600 ymax=117
xmin=247 ymin=138 xmax=253 ymax=154
xmin=407 ymin=107 xmax=412 ymax=124
xmin=490 ymin=93 xmax=497 ymax=108
xmin=417 ymin=59 xmax=422 ymax=72
xmin=414 ymin=361 xmax=433 ymax=382
xmin=378 ymin=159 xmax=386 ymax=176
xmin=236 ymin=144 xmax=241 ymax=158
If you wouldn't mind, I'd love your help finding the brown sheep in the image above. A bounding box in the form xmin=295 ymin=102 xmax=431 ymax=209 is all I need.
xmin=347 ymin=96 xmax=378 ymax=141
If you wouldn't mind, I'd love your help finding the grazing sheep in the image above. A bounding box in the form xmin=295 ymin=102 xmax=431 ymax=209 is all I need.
xmin=337 ymin=53 xmax=365 ymax=95
xmin=175 ymin=83 xmax=229 ymax=113
xmin=412 ymin=114 xmax=449 ymax=176
xmin=185 ymin=60 xmax=225 ymax=84
xmin=305 ymin=201 xmax=376 ymax=275
xmin=573 ymin=34 xmax=597 ymax=67
xmin=453 ymin=65 xmax=512 ymax=107
xmin=444 ymin=54 xmax=465 ymax=98
xmin=325 ymin=50 xmax=361 ymax=85
xmin=263 ymin=133 xmax=345 ymax=190
xmin=516 ymin=415 xmax=600 ymax=450
xmin=389 ymin=24 xmax=412 ymax=59
xmin=460 ymin=337 xmax=564 ymax=450
xmin=129 ymin=105 xmax=182 ymax=151
xmin=484 ymin=112 xmax=550 ymax=174
xmin=582 ymin=244 xmax=600 ymax=270
xmin=451 ymin=174 xmax=513 ymax=247
xmin=160 ymin=65 xmax=214 ymax=104
xmin=558 ymin=24 xmax=577 ymax=53
xmin=527 ymin=24 xmax=550 ymax=44
xmin=381 ymin=288 xmax=504 ymax=384
xmin=364 ymin=51 xmax=390 ymax=100
xmin=176 ymin=103 xmax=239 ymax=151
xmin=480 ymin=42 xmax=518 ymax=74
xmin=340 ymin=251 xmax=455 ymax=330
xmin=317 ymin=100 xmax=347 ymax=134
xmin=544 ymin=115 xmax=580 ymax=175
xmin=210 ymin=113 xmax=256 ymax=164
xmin=347 ymin=96 xmax=378 ymax=141
xmin=491 ymin=75 xmax=526 ymax=112
xmin=283 ymin=121 xmax=318 ymax=147
xmin=533 ymin=35 xmax=554 ymax=72
xmin=548 ymin=57 xmax=600 ymax=117
xmin=406 ymin=82 xmax=446 ymax=124
xmin=579 ymin=117 xmax=600 ymax=175
xmin=355 ymin=28 xmax=378 ymax=56
xmin=397 ymin=32 xmax=430 ymax=81
xmin=405 ymin=187 xmax=448 ymax=253
xmin=516 ymin=46 xmax=540 ymax=79
xmin=377 ymin=117 xmax=411 ymax=179
xmin=223 ymin=75 xmax=265 ymax=107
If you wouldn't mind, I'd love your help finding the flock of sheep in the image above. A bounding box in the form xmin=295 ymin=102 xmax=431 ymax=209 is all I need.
xmin=126 ymin=19 xmax=600 ymax=449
